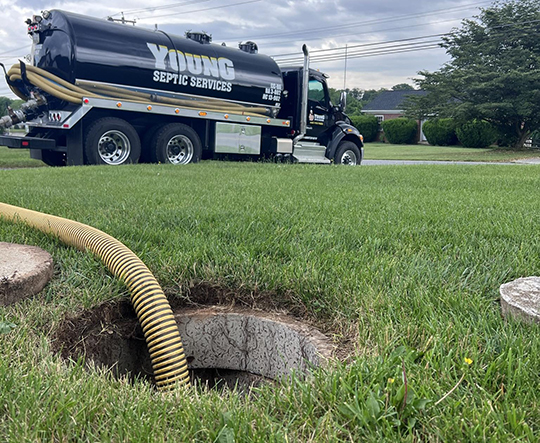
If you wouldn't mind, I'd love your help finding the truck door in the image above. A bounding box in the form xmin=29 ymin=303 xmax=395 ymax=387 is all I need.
xmin=306 ymin=78 xmax=332 ymax=138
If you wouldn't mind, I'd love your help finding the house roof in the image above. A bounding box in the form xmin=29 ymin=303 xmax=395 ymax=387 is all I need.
xmin=362 ymin=90 xmax=427 ymax=113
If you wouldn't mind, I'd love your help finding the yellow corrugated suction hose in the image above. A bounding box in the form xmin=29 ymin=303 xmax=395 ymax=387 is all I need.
xmin=0 ymin=201 xmax=190 ymax=390
xmin=7 ymin=63 xmax=270 ymax=116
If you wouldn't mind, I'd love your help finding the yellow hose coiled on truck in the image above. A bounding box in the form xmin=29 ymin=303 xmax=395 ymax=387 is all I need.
xmin=0 ymin=201 xmax=190 ymax=390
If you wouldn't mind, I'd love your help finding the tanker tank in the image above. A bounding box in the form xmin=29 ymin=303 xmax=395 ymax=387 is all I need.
xmin=29 ymin=10 xmax=283 ymax=116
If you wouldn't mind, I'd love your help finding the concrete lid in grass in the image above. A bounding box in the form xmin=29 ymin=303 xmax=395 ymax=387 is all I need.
xmin=176 ymin=307 xmax=334 ymax=381
xmin=500 ymin=277 xmax=540 ymax=323
xmin=0 ymin=242 xmax=54 ymax=305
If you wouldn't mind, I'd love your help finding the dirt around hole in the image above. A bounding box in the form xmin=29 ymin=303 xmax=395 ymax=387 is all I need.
xmin=52 ymin=281 xmax=340 ymax=391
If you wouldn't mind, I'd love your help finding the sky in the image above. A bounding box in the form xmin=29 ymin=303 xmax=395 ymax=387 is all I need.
xmin=0 ymin=0 xmax=497 ymax=98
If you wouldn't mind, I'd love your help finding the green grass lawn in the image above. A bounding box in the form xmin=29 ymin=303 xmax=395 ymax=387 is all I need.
xmin=364 ymin=142 xmax=540 ymax=162
xmin=0 ymin=146 xmax=45 ymax=168
xmin=1 ymin=162 xmax=540 ymax=441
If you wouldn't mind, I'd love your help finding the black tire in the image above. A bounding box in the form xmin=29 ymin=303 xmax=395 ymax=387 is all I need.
xmin=334 ymin=141 xmax=362 ymax=165
xmin=140 ymin=124 xmax=166 ymax=163
xmin=84 ymin=117 xmax=141 ymax=165
xmin=41 ymin=150 xmax=66 ymax=167
xmin=150 ymin=123 xmax=202 ymax=164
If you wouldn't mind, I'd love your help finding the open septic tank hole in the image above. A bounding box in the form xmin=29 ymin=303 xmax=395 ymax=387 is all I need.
xmin=52 ymin=292 xmax=334 ymax=392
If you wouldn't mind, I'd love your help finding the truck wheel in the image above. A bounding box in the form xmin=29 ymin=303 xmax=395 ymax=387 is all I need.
xmin=334 ymin=141 xmax=361 ymax=165
xmin=84 ymin=118 xmax=141 ymax=165
xmin=151 ymin=123 xmax=202 ymax=164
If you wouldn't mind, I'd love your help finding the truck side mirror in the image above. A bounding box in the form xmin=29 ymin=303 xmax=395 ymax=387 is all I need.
xmin=339 ymin=91 xmax=347 ymax=112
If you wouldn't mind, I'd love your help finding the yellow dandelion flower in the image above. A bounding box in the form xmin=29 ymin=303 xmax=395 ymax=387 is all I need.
xmin=388 ymin=378 xmax=395 ymax=384
xmin=464 ymin=357 xmax=473 ymax=365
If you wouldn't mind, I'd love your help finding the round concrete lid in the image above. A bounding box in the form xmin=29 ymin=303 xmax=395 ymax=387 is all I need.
xmin=500 ymin=276 xmax=540 ymax=323
xmin=176 ymin=307 xmax=334 ymax=380
xmin=0 ymin=242 xmax=54 ymax=306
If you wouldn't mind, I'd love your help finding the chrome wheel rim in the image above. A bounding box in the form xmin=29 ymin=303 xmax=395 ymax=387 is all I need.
xmin=98 ymin=131 xmax=131 ymax=165
xmin=167 ymin=135 xmax=194 ymax=164
xmin=340 ymin=149 xmax=358 ymax=165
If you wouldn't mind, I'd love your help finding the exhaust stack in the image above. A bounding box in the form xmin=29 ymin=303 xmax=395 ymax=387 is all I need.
xmin=293 ymin=44 xmax=310 ymax=144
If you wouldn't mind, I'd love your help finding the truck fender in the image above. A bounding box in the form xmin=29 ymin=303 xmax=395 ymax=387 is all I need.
xmin=325 ymin=122 xmax=363 ymax=160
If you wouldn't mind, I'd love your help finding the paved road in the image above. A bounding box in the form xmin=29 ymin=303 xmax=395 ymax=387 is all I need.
xmin=363 ymin=159 xmax=540 ymax=166
xmin=512 ymin=157 xmax=540 ymax=164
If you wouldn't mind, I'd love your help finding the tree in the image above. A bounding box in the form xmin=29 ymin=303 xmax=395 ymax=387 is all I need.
xmin=391 ymin=83 xmax=415 ymax=91
xmin=361 ymin=88 xmax=387 ymax=106
xmin=0 ymin=97 xmax=23 ymax=116
xmin=328 ymin=88 xmax=362 ymax=115
xmin=405 ymin=0 xmax=540 ymax=149
xmin=0 ymin=97 xmax=12 ymax=116
xmin=347 ymin=88 xmax=363 ymax=101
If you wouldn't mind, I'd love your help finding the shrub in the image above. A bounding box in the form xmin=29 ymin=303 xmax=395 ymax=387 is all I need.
xmin=456 ymin=120 xmax=497 ymax=148
xmin=495 ymin=123 xmax=520 ymax=148
xmin=381 ymin=118 xmax=418 ymax=144
xmin=350 ymin=115 xmax=378 ymax=142
xmin=528 ymin=129 xmax=540 ymax=149
xmin=422 ymin=118 xmax=457 ymax=146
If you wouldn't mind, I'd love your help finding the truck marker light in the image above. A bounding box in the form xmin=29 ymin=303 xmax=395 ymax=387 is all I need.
xmin=175 ymin=108 xmax=180 ymax=114
xmin=147 ymin=105 xmax=152 ymax=111
xmin=267 ymin=119 xmax=271 ymax=123
xmin=83 ymin=98 xmax=89 ymax=104
xmin=116 ymin=102 xmax=122 ymax=108
xmin=22 ymin=141 xmax=29 ymax=147
xmin=63 ymin=124 xmax=70 ymax=128
xmin=199 ymin=111 xmax=207 ymax=116
xmin=224 ymin=114 xmax=229 ymax=119
xmin=246 ymin=117 xmax=251 ymax=121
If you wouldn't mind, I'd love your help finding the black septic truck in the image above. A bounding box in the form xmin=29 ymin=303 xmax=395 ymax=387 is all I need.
xmin=0 ymin=10 xmax=363 ymax=166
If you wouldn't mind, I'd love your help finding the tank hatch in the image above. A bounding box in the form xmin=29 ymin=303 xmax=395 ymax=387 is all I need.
xmin=239 ymin=41 xmax=258 ymax=54
xmin=185 ymin=31 xmax=212 ymax=44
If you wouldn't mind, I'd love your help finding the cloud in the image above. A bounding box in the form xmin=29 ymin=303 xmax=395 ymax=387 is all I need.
xmin=0 ymin=0 xmax=481 ymax=97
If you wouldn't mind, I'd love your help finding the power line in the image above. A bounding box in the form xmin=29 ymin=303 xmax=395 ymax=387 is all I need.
xmin=258 ymin=16 xmax=469 ymax=48
xmin=0 ymin=57 xmax=22 ymax=63
xmin=108 ymin=0 xmax=210 ymax=18
xmin=278 ymin=43 xmax=442 ymax=67
xmin=273 ymin=34 xmax=447 ymax=60
xmin=226 ymin=0 xmax=493 ymax=42
xmin=266 ymin=3 xmax=539 ymax=49
xmin=275 ymin=37 xmax=446 ymax=65
xmin=277 ymin=41 xmax=442 ymax=65
xmin=136 ymin=0 xmax=263 ymax=21
xmin=273 ymin=17 xmax=540 ymax=66
xmin=0 ymin=46 xmax=29 ymax=56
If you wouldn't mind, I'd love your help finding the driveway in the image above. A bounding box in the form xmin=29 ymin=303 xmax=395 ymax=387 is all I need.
xmin=362 ymin=159 xmax=540 ymax=166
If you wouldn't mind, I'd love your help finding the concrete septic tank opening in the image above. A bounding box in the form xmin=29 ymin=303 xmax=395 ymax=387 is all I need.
xmin=0 ymin=242 xmax=54 ymax=306
xmin=500 ymin=276 xmax=540 ymax=323
xmin=53 ymin=301 xmax=334 ymax=391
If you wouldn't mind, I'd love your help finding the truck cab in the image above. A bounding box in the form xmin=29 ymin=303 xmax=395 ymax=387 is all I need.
xmin=279 ymin=67 xmax=363 ymax=165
